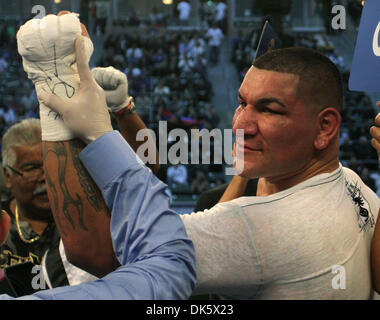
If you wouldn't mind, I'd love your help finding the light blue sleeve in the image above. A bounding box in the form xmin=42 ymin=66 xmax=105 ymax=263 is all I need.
xmin=0 ymin=131 xmax=196 ymax=300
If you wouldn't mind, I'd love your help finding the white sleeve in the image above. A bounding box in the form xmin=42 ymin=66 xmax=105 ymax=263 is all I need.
xmin=58 ymin=240 xmax=98 ymax=286
xmin=181 ymin=201 xmax=262 ymax=297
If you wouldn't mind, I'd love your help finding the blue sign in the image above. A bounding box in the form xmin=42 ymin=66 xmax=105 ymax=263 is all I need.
xmin=253 ymin=21 xmax=282 ymax=62
xmin=349 ymin=0 xmax=380 ymax=92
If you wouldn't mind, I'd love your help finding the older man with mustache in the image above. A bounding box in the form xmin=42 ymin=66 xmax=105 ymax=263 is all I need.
xmin=0 ymin=118 xmax=83 ymax=292
xmin=1 ymin=119 xmax=99 ymax=292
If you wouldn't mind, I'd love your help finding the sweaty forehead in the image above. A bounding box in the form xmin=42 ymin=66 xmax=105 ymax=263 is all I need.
xmin=239 ymin=67 xmax=301 ymax=104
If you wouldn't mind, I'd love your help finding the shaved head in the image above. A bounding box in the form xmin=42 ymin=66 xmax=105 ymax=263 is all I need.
xmin=253 ymin=47 xmax=343 ymax=113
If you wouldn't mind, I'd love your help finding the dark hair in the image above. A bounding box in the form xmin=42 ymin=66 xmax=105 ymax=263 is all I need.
xmin=253 ymin=47 xmax=343 ymax=111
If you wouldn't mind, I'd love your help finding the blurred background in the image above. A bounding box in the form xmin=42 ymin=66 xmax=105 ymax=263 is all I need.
xmin=0 ymin=0 xmax=378 ymax=213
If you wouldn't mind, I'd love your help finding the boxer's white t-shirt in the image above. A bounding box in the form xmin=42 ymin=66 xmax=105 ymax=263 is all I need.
xmin=182 ymin=164 xmax=380 ymax=299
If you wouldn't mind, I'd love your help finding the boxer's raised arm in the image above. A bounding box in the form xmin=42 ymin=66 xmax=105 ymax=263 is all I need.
xmin=42 ymin=139 xmax=119 ymax=277
xmin=17 ymin=13 xmax=119 ymax=277
xmin=35 ymin=25 xmax=196 ymax=301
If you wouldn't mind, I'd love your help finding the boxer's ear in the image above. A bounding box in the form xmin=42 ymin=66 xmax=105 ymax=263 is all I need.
xmin=314 ymin=107 xmax=341 ymax=150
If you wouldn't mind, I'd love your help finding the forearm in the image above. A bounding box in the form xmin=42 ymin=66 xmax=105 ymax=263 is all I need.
xmin=218 ymin=175 xmax=249 ymax=203
xmin=42 ymin=139 xmax=120 ymax=277
xmin=114 ymin=112 xmax=160 ymax=174
xmin=78 ymin=131 xmax=196 ymax=298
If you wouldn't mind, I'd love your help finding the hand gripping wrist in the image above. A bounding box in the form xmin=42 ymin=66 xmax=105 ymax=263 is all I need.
xmin=17 ymin=13 xmax=94 ymax=141
xmin=38 ymin=37 xmax=113 ymax=145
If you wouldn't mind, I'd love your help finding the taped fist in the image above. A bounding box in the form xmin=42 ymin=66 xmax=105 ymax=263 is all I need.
xmin=91 ymin=67 xmax=132 ymax=113
xmin=17 ymin=12 xmax=94 ymax=141
xmin=39 ymin=36 xmax=113 ymax=144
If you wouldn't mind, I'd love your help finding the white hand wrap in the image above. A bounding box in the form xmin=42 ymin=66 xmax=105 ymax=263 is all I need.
xmin=91 ymin=66 xmax=130 ymax=113
xmin=17 ymin=13 xmax=94 ymax=141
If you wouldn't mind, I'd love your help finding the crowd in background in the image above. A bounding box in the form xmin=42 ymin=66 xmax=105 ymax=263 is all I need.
xmin=0 ymin=1 xmax=379 ymax=201
xmin=0 ymin=20 xmax=39 ymax=138
xmin=98 ymin=27 xmax=225 ymax=197
xmin=0 ymin=4 xmax=226 ymax=201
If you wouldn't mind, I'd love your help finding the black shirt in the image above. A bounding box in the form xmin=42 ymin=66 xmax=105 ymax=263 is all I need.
xmin=0 ymin=200 xmax=69 ymax=292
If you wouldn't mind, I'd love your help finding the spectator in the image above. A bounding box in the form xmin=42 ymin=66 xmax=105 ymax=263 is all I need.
xmin=206 ymin=22 xmax=224 ymax=65
xmin=191 ymin=39 xmax=206 ymax=59
xmin=178 ymin=54 xmax=195 ymax=73
xmin=0 ymin=119 xmax=97 ymax=295
xmin=189 ymin=32 xmax=206 ymax=49
xmin=126 ymin=43 xmax=143 ymax=65
xmin=153 ymin=79 xmax=171 ymax=105
xmin=177 ymin=0 xmax=191 ymax=25
xmin=215 ymin=0 xmax=227 ymax=33
xmin=167 ymin=163 xmax=188 ymax=186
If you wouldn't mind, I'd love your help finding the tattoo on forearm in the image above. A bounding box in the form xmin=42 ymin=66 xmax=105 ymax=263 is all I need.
xmin=43 ymin=143 xmax=88 ymax=232
xmin=43 ymin=153 xmax=66 ymax=237
xmin=68 ymin=139 xmax=104 ymax=212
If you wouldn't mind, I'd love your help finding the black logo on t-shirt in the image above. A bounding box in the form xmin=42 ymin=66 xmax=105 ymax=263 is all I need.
xmin=345 ymin=180 xmax=374 ymax=231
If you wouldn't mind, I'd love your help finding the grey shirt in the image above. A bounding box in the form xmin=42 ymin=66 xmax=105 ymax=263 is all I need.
xmin=182 ymin=165 xmax=380 ymax=299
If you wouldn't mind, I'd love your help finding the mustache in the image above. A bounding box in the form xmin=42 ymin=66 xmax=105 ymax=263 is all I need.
xmin=33 ymin=184 xmax=47 ymax=196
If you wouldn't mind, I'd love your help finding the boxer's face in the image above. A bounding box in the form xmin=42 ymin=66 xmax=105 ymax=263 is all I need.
xmin=232 ymin=66 xmax=318 ymax=180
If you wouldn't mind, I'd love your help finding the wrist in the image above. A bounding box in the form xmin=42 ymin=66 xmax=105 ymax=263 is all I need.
xmin=114 ymin=96 xmax=135 ymax=116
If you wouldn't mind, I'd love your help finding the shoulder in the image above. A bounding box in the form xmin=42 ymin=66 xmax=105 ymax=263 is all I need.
xmin=182 ymin=200 xmax=243 ymax=227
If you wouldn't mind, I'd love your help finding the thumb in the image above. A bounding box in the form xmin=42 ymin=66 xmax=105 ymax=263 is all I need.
xmin=75 ymin=35 xmax=93 ymax=84
xmin=38 ymin=89 xmax=70 ymax=116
